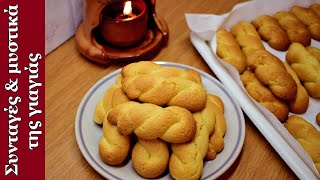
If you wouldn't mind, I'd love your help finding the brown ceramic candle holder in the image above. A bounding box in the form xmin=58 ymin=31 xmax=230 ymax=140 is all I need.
xmin=100 ymin=0 xmax=148 ymax=47
xmin=75 ymin=0 xmax=169 ymax=65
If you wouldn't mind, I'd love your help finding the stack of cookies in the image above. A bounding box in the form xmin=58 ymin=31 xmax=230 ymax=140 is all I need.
xmin=94 ymin=61 xmax=227 ymax=179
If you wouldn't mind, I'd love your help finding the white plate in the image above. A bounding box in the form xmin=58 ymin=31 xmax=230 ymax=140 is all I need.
xmin=75 ymin=61 xmax=245 ymax=180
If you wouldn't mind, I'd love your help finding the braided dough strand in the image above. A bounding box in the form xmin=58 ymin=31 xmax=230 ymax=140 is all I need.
xmin=107 ymin=101 xmax=197 ymax=143
xmin=241 ymin=70 xmax=289 ymax=122
xmin=169 ymin=95 xmax=217 ymax=180
xmin=284 ymin=115 xmax=320 ymax=174
xmin=122 ymin=75 xmax=207 ymax=112
xmin=247 ymin=49 xmax=297 ymax=100
xmin=286 ymin=43 xmax=320 ymax=98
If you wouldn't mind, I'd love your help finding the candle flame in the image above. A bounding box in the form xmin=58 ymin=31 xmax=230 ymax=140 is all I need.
xmin=123 ymin=1 xmax=132 ymax=15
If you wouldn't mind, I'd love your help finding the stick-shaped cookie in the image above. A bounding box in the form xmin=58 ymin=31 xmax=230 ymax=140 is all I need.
xmin=241 ymin=70 xmax=289 ymax=122
xmin=291 ymin=6 xmax=320 ymax=41
xmin=310 ymin=3 xmax=320 ymax=17
xmin=205 ymin=94 xmax=226 ymax=160
xmin=169 ymin=95 xmax=217 ymax=180
xmin=306 ymin=46 xmax=320 ymax=62
xmin=247 ymin=49 xmax=297 ymax=100
xmin=286 ymin=43 xmax=320 ymax=98
xmin=284 ymin=115 xmax=320 ymax=174
xmin=274 ymin=11 xmax=311 ymax=46
xmin=283 ymin=62 xmax=309 ymax=114
xmin=216 ymin=29 xmax=247 ymax=73
xmin=94 ymin=75 xmax=130 ymax=124
xmin=99 ymin=120 xmax=131 ymax=165
xmin=230 ymin=21 xmax=265 ymax=57
xmin=252 ymin=15 xmax=290 ymax=51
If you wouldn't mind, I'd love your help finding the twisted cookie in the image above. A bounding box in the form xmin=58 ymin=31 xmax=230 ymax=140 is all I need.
xmin=206 ymin=95 xmax=226 ymax=160
xmin=273 ymin=11 xmax=311 ymax=46
xmin=241 ymin=70 xmax=289 ymax=122
xmin=132 ymin=138 xmax=169 ymax=178
xmin=310 ymin=3 xmax=320 ymax=17
xmin=284 ymin=115 xmax=320 ymax=173
xmin=216 ymin=29 xmax=247 ymax=73
xmin=94 ymin=75 xmax=130 ymax=124
xmin=306 ymin=46 xmax=320 ymax=62
xmin=283 ymin=63 xmax=309 ymax=114
xmin=247 ymin=49 xmax=297 ymax=100
xmin=252 ymin=15 xmax=290 ymax=51
xmin=121 ymin=74 xmax=207 ymax=112
xmin=286 ymin=43 xmax=320 ymax=98
xmin=230 ymin=21 xmax=265 ymax=57
xmin=107 ymin=101 xmax=196 ymax=143
xmin=169 ymin=95 xmax=217 ymax=180
xmin=99 ymin=120 xmax=130 ymax=165
xmin=121 ymin=61 xmax=202 ymax=84
xmin=291 ymin=6 xmax=320 ymax=41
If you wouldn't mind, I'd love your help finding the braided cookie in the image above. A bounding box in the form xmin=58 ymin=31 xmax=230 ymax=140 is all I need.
xmin=241 ymin=70 xmax=289 ymax=122
xmin=283 ymin=62 xmax=309 ymax=114
xmin=252 ymin=15 xmax=290 ymax=51
xmin=121 ymin=61 xmax=202 ymax=84
xmin=132 ymin=138 xmax=169 ymax=178
xmin=291 ymin=6 xmax=320 ymax=41
xmin=99 ymin=120 xmax=130 ymax=165
xmin=94 ymin=75 xmax=130 ymax=124
xmin=107 ymin=101 xmax=196 ymax=143
xmin=310 ymin=3 xmax=320 ymax=17
xmin=216 ymin=29 xmax=247 ymax=73
xmin=307 ymin=46 xmax=320 ymax=62
xmin=121 ymin=74 xmax=207 ymax=112
xmin=169 ymin=95 xmax=217 ymax=180
xmin=286 ymin=43 xmax=320 ymax=98
xmin=206 ymin=94 xmax=226 ymax=160
xmin=284 ymin=115 xmax=320 ymax=173
xmin=230 ymin=21 xmax=265 ymax=57
xmin=273 ymin=11 xmax=311 ymax=46
xmin=247 ymin=49 xmax=297 ymax=100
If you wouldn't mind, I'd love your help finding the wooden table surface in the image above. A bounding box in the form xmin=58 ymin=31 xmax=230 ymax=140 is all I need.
xmin=45 ymin=0 xmax=298 ymax=179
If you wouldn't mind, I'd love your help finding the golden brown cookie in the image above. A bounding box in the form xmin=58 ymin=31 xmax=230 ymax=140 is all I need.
xmin=291 ymin=6 xmax=320 ymax=41
xmin=132 ymin=138 xmax=169 ymax=178
xmin=247 ymin=49 xmax=297 ymax=100
xmin=94 ymin=75 xmax=130 ymax=124
xmin=216 ymin=29 xmax=247 ymax=73
xmin=121 ymin=74 xmax=207 ymax=112
xmin=108 ymin=101 xmax=197 ymax=143
xmin=169 ymin=94 xmax=217 ymax=180
xmin=286 ymin=43 xmax=320 ymax=98
xmin=230 ymin=21 xmax=265 ymax=57
xmin=284 ymin=62 xmax=309 ymax=114
xmin=306 ymin=46 xmax=320 ymax=62
xmin=99 ymin=120 xmax=130 ymax=165
xmin=252 ymin=15 xmax=290 ymax=51
xmin=121 ymin=61 xmax=202 ymax=84
xmin=284 ymin=115 xmax=320 ymax=174
xmin=241 ymin=70 xmax=289 ymax=122
xmin=274 ymin=11 xmax=311 ymax=46
xmin=205 ymin=94 xmax=226 ymax=160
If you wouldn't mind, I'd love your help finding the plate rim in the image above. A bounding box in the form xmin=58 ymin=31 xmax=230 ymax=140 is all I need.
xmin=75 ymin=61 xmax=245 ymax=180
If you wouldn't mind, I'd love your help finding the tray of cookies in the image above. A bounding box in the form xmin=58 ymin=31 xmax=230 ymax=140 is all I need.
xmin=186 ymin=0 xmax=320 ymax=179
xmin=75 ymin=61 xmax=245 ymax=179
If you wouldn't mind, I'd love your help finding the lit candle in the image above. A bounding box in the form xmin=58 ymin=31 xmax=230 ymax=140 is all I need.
xmin=115 ymin=1 xmax=138 ymax=21
xmin=100 ymin=0 xmax=148 ymax=47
